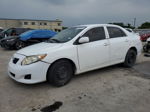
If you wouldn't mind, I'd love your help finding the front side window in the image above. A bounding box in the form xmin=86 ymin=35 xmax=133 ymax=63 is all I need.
xmin=107 ymin=27 xmax=126 ymax=38
xmin=6 ymin=29 xmax=13 ymax=36
xmin=82 ymin=27 xmax=106 ymax=42
xmin=48 ymin=27 xmax=86 ymax=43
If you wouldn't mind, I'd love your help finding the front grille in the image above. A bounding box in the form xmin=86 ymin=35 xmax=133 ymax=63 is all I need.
xmin=13 ymin=58 xmax=19 ymax=64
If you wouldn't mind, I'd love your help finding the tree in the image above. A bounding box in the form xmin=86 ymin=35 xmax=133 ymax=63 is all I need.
xmin=109 ymin=22 xmax=125 ymax=27
xmin=109 ymin=22 xmax=134 ymax=29
xmin=62 ymin=26 xmax=68 ymax=30
xmin=126 ymin=23 xmax=135 ymax=29
xmin=138 ymin=22 xmax=150 ymax=29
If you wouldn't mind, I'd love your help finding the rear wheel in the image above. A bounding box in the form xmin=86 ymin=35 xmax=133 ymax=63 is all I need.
xmin=47 ymin=60 xmax=73 ymax=87
xmin=143 ymin=45 xmax=148 ymax=52
xmin=15 ymin=40 xmax=26 ymax=50
xmin=124 ymin=49 xmax=137 ymax=67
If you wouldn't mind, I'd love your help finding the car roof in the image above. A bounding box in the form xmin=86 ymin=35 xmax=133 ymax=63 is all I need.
xmin=75 ymin=24 xmax=120 ymax=28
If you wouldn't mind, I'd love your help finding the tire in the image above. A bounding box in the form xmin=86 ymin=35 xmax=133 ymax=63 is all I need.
xmin=4 ymin=45 xmax=11 ymax=50
xmin=47 ymin=60 xmax=73 ymax=87
xmin=124 ymin=49 xmax=137 ymax=67
xmin=15 ymin=40 xmax=25 ymax=50
xmin=143 ymin=45 xmax=148 ymax=52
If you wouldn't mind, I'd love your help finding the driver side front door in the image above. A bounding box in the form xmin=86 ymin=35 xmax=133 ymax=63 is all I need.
xmin=77 ymin=27 xmax=110 ymax=72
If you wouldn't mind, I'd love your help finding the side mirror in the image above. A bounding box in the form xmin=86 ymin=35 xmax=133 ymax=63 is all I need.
xmin=78 ymin=37 xmax=89 ymax=44
xmin=4 ymin=34 xmax=7 ymax=38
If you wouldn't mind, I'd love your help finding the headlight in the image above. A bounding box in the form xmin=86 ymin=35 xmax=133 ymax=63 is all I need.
xmin=21 ymin=54 xmax=47 ymax=65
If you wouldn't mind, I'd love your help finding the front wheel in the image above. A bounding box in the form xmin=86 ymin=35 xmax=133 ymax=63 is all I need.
xmin=47 ymin=60 xmax=73 ymax=87
xmin=15 ymin=40 xmax=26 ymax=50
xmin=124 ymin=49 xmax=137 ymax=67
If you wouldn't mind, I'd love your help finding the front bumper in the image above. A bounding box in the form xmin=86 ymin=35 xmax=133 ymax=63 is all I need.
xmin=8 ymin=53 xmax=50 ymax=84
xmin=0 ymin=40 xmax=15 ymax=49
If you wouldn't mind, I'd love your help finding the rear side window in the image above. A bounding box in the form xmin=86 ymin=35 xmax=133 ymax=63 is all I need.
xmin=83 ymin=27 xmax=106 ymax=42
xmin=16 ymin=28 xmax=30 ymax=34
xmin=16 ymin=29 xmax=23 ymax=34
xmin=107 ymin=27 xmax=126 ymax=38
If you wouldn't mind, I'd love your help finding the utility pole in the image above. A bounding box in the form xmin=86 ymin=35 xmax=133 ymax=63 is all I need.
xmin=133 ymin=18 xmax=136 ymax=29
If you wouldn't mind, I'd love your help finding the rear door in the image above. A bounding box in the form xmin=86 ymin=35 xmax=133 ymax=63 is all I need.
xmin=77 ymin=27 xmax=110 ymax=71
xmin=106 ymin=26 xmax=130 ymax=64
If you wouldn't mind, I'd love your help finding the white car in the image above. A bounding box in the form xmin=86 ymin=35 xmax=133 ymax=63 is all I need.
xmin=8 ymin=24 xmax=142 ymax=86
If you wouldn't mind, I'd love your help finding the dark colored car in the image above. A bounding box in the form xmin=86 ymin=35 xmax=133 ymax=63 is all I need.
xmin=0 ymin=28 xmax=31 ymax=40
xmin=0 ymin=29 xmax=57 ymax=50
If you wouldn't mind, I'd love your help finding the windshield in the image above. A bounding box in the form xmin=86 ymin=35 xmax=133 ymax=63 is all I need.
xmin=47 ymin=26 xmax=86 ymax=43
xmin=1 ymin=29 xmax=8 ymax=34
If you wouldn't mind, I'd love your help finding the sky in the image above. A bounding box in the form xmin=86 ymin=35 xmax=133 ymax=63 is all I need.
xmin=0 ymin=0 xmax=149 ymax=27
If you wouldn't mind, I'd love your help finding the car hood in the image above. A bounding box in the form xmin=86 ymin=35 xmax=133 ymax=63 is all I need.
xmin=17 ymin=42 xmax=63 ymax=56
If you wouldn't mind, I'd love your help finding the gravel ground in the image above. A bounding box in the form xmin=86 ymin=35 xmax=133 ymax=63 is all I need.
xmin=0 ymin=47 xmax=150 ymax=112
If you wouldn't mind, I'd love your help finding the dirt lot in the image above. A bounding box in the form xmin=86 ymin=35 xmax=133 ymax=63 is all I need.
xmin=0 ymin=47 xmax=150 ymax=112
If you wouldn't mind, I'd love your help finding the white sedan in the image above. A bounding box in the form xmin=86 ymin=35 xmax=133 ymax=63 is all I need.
xmin=8 ymin=24 xmax=142 ymax=86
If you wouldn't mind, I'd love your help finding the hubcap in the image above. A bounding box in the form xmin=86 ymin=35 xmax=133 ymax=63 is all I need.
xmin=56 ymin=66 xmax=68 ymax=79
xmin=16 ymin=42 xmax=24 ymax=49
xmin=128 ymin=52 xmax=136 ymax=64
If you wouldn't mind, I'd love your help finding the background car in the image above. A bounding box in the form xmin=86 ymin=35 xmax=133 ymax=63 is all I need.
xmin=0 ymin=29 xmax=57 ymax=50
xmin=0 ymin=28 xmax=32 ymax=40
xmin=140 ymin=33 xmax=150 ymax=42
